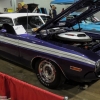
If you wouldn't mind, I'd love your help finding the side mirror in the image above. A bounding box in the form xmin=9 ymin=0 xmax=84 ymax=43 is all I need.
xmin=1 ymin=29 xmax=7 ymax=33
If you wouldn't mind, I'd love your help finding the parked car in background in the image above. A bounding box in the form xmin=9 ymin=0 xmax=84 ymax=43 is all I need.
xmin=60 ymin=12 xmax=100 ymax=31
xmin=0 ymin=0 xmax=100 ymax=89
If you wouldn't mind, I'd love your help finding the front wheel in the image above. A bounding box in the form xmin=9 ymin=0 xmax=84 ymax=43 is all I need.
xmin=35 ymin=59 xmax=65 ymax=89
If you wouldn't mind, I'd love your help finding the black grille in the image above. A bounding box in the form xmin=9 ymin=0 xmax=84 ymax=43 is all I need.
xmin=77 ymin=34 xmax=86 ymax=37
xmin=96 ymin=71 xmax=100 ymax=77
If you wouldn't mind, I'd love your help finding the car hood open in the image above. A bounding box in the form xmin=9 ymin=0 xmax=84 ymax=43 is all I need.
xmin=36 ymin=0 xmax=100 ymax=32
xmin=27 ymin=3 xmax=38 ymax=12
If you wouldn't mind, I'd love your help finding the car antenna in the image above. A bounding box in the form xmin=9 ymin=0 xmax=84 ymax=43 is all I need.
xmin=26 ymin=7 xmax=28 ymax=34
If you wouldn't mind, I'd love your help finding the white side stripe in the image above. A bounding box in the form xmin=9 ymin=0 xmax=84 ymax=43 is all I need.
xmin=0 ymin=35 xmax=95 ymax=65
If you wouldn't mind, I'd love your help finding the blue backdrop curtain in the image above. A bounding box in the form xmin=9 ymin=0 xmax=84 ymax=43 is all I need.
xmin=50 ymin=0 xmax=78 ymax=4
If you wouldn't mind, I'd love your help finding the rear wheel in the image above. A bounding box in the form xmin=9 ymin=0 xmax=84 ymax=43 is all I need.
xmin=35 ymin=59 xmax=65 ymax=89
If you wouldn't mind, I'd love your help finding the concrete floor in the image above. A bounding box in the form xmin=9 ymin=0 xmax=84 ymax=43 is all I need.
xmin=0 ymin=57 xmax=100 ymax=100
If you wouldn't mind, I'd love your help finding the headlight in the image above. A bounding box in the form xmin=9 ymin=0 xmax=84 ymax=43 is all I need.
xmin=95 ymin=60 xmax=100 ymax=70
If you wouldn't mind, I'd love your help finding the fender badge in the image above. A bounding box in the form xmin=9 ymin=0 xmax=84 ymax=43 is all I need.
xmin=70 ymin=66 xmax=82 ymax=72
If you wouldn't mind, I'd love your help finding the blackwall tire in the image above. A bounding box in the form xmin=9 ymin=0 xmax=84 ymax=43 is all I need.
xmin=35 ymin=59 xmax=65 ymax=89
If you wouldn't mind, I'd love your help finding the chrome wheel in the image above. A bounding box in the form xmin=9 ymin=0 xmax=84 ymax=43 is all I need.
xmin=38 ymin=60 xmax=56 ymax=83
xmin=35 ymin=59 xmax=65 ymax=89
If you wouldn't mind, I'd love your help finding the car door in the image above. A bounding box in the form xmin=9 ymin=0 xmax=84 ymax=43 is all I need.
xmin=17 ymin=35 xmax=33 ymax=67
xmin=0 ymin=24 xmax=20 ymax=62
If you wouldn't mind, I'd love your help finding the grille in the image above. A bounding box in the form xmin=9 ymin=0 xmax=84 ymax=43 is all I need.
xmin=77 ymin=34 xmax=86 ymax=37
xmin=96 ymin=71 xmax=100 ymax=77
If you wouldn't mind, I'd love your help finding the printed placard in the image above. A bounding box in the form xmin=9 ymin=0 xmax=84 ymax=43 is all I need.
xmin=13 ymin=25 xmax=27 ymax=35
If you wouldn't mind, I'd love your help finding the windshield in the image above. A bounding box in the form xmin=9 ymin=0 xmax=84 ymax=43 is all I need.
xmin=84 ymin=16 xmax=98 ymax=23
xmin=68 ymin=14 xmax=98 ymax=23
xmin=60 ymin=14 xmax=99 ymax=24
xmin=40 ymin=16 xmax=52 ymax=23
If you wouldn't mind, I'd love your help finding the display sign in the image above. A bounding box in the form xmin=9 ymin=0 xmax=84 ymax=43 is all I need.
xmin=13 ymin=25 xmax=27 ymax=35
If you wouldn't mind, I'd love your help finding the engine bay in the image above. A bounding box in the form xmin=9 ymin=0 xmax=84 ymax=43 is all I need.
xmin=39 ymin=28 xmax=100 ymax=52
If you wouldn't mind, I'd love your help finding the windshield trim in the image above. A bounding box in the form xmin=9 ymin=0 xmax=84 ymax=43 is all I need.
xmin=39 ymin=16 xmax=45 ymax=24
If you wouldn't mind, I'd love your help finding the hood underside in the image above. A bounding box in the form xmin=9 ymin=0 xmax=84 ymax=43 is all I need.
xmin=27 ymin=3 xmax=38 ymax=12
xmin=37 ymin=0 xmax=100 ymax=32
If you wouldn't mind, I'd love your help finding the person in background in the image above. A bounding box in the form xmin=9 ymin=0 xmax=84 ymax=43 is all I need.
xmin=19 ymin=4 xmax=30 ymax=13
xmin=49 ymin=5 xmax=53 ymax=17
xmin=50 ymin=5 xmax=54 ymax=8
xmin=49 ymin=9 xmax=52 ymax=17
xmin=16 ymin=8 xmax=19 ymax=12
xmin=17 ymin=3 xmax=23 ymax=12
xmin=34 ymin=6 xmax=40 ymax=13
xmin=61 ymin=8 xmax=64 ymax=12
xmin=23 ymin=4 xmax=28 ymax=9
xmin=51 ymin=5 xmax=57 ymax=18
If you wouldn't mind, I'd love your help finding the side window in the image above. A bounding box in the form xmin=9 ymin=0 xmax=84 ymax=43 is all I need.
xmin=0 ymin=17 xmax=13 ymax=26
xmin=16 ymin=17 xmax=27 ymax=25
xmin=30 ymin=16 xmax=43 ymax=27
xmin=15 ymin=16 xmax=43 ymax=29
xmin=15 ymin=17 xmax=32 ymax=29
xmin=40 ymin=16 xmax=52 ymax=23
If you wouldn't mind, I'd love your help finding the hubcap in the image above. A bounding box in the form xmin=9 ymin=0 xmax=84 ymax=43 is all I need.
xmin=38 ymin=60 xmax=56 ymax=83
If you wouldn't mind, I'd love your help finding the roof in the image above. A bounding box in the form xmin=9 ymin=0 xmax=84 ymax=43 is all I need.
xmin=0 ymin=13 xmax=49 ymax=19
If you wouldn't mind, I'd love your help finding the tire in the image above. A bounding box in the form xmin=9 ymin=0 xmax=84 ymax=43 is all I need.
xmin=35 ymin=59 xmax=65 ymax=89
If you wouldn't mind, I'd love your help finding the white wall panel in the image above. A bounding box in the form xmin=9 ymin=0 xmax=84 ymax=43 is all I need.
xmin=0 ymin=0 xmax=24 ymax=12
xmin=0 ymin=0 xmax=12 ymax=12
xmin=17 ymin=0 xmax=23 ymax=3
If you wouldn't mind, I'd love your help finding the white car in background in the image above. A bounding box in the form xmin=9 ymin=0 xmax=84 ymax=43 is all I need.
xmin=0 ymin=13 xmax=51 ymax=32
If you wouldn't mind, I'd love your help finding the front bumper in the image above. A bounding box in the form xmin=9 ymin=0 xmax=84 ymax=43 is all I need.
xmin=67 ymin=71 xmax=100 ymax=83
xmin=84 ymin=69 xmax=100 ymax=82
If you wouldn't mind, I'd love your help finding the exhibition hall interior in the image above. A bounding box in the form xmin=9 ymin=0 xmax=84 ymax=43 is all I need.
xmin=0 ymin=0 xmax=100 ymax=100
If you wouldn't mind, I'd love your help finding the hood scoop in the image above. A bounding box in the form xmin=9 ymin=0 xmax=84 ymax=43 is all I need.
xmin=55 ymin=31 xmax=92 ymax=42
